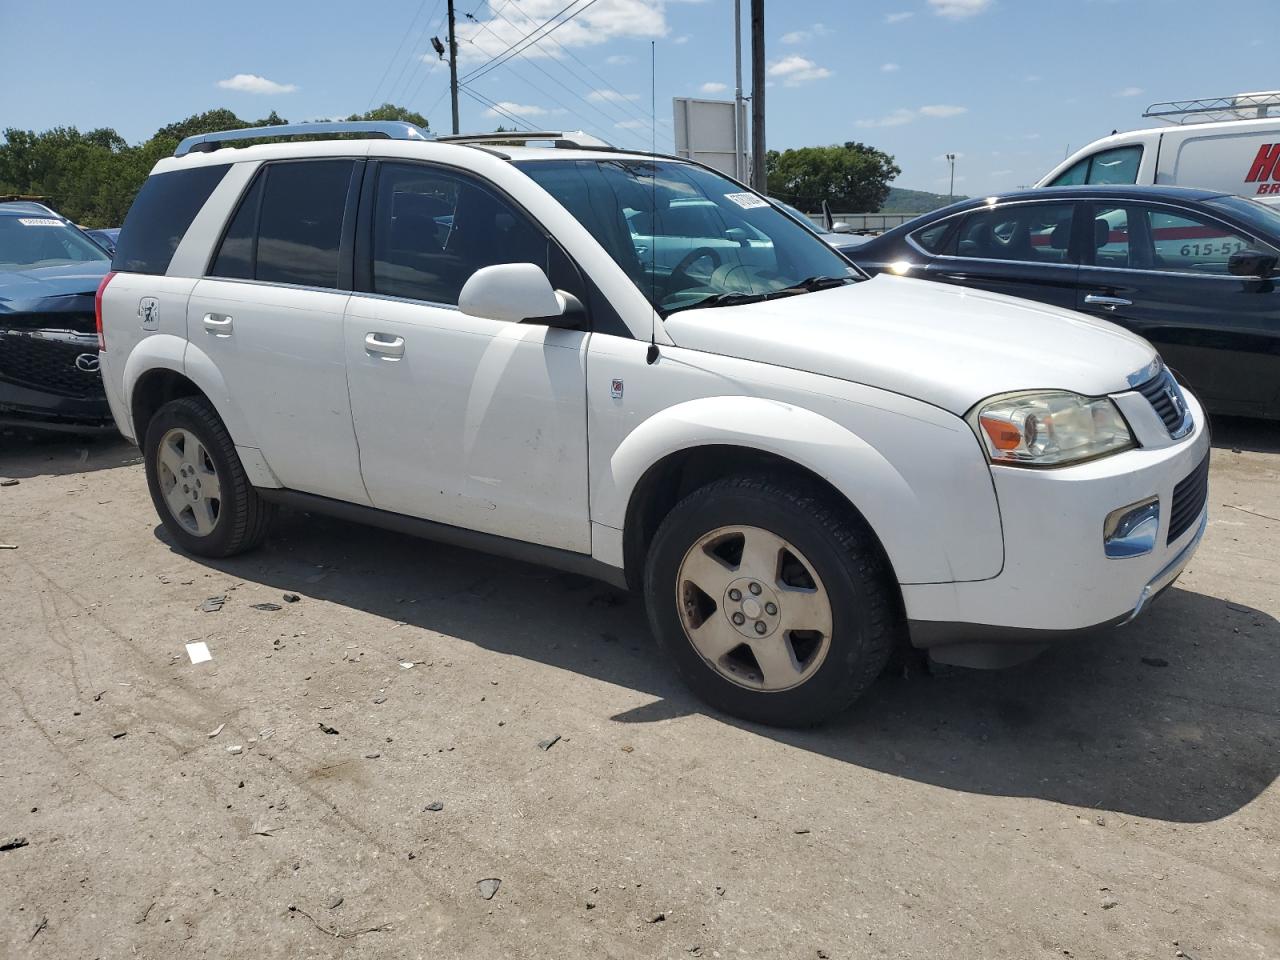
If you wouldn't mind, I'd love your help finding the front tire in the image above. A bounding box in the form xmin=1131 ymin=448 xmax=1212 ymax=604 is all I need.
xmin=644 ymin=475 xmax=898 ymax=727
xmin=143 ymin=396 xmax=274 ymax=558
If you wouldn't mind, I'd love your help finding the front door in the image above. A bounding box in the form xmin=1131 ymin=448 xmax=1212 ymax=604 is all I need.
xmin=343 ymin=160 xmax=591 ymax=552
xmin=1075 ymin=201 xmax=1280 ymax=416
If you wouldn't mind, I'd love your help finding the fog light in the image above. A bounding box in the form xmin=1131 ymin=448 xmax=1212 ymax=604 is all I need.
xmin=1103 ymin=498 xmax=1160 ymax=559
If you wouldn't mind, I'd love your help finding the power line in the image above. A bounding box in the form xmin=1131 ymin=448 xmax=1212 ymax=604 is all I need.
xmin=458 ymin=0 xmax=584 ymax=81
xmin=385 ymin=0 xmax=450 ymax=108
xmin=458 ymin=86 xmax=539 ymax=131
xmin=369 ymin=0 xmax=444 ymax=110
xmin=462 ymin=0 xmax=604 ymax=85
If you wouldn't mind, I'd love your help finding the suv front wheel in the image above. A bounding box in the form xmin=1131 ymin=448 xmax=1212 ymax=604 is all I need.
xmin=143 ymin=396 xmax=275 ymax=557
xmin=644 ymin=475 xmax=898 ymax=727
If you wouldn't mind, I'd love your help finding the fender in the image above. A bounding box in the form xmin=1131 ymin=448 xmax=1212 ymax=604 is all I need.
xmin=179 ymin=337 xmax=260 ymax=450
xmin=121 ymin=334 xmax=188 ymax=438
xmin=602 ymin=396 xmax=972 ymax=585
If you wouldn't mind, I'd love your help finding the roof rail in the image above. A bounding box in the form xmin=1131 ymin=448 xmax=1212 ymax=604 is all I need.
xmin=436 ymin=130 xmax=615 ymax=149
xmin=175 ymin=121 xmax=432 ymax=157
xmin=1143 ymin=91 xmax=1280 ymax=125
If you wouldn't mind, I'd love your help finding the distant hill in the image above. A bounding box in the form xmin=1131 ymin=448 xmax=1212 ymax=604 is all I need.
xmin=878 ymin=187 xmax=966 ymax=214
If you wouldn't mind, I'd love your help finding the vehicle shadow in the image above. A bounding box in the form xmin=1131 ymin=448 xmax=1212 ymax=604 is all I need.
xmin=0 ymin=429 xmax=137 ymax=479
xmin=166 ymin=506 xmax=1278 ymax=825
xmin=1210 ymin=414 xmax=1280 ymax=455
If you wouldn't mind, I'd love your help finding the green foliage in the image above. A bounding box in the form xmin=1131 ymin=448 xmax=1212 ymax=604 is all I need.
xmin=765 ymin=141 xmax=901 ymax=213
xmin=879 ymin=186 xmax=967 ymax=214
xmin=0 ymin=105 xmax=427 ymax=227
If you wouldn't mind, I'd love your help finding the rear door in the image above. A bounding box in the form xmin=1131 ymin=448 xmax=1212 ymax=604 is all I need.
xmin=1075 ymin=200 xmax=1280 ymax=416
xmin=924 ymin=200 xmax=1082 ymax=308
xmin=186 ymin=158 xmax=371 ymax=503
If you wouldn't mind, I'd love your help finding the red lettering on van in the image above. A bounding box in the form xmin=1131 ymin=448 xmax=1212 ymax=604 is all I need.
xmin=1245 ymin=143 xmax=1280 ymax=183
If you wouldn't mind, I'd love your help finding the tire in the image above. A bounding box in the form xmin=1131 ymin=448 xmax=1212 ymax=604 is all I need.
xmin=143 ymin=396 xmax=275 ymax=558
xmin=644 ymin=475 xmax=899 ymax=727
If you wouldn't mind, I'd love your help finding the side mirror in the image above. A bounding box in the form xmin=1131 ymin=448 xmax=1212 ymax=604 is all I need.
xmin=458 ymin=262 xmax=579 ymax=327
xmin=830 ymin=222 xmax=853 ymax=234
xmin=1228 ymin=249 xmax=1278 ymax=278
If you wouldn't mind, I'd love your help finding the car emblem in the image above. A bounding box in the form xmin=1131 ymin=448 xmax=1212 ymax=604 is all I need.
xmin=75 ymin=353 xmax=101 ymax=373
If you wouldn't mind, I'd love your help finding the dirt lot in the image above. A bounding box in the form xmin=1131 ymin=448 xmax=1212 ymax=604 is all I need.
xmin=1 ymin=420 xmax=1277 ymax=959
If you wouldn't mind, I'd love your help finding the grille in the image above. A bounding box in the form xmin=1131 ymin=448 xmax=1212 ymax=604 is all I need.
xmin=1167 ymin=453 xmax=1209 ymax=545
xmin=1135 ymin=368 xmax=1191 ymax=437
xmin=0 ymin=331 xmax=102 ymax=399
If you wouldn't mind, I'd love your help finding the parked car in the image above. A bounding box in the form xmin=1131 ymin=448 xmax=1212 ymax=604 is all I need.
xmin=771 ymin=199 xmax=871 ymax=255
xmin=849 ymin=185 xmax=1280 ymax=419
xmin=1038 ymin=92 xmax=1280 ymax=206
xmin=0 ymin=200 xmax=114 ymax=431
xmin=100 ymin=123 xmax=1210 ymax=726
xmin=83 ymin=227 xmax=121 ymax=256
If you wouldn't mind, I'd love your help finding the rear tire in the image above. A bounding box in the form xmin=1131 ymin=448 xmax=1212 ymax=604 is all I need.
xmin=644 ymin=475 xmax=898 ymax=727
xmin=143 ymin=396 xmax=274 ymax=558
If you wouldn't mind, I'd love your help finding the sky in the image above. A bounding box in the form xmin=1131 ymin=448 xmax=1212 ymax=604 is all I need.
xmin=1 ymin=0 xmax=1273 ymax=202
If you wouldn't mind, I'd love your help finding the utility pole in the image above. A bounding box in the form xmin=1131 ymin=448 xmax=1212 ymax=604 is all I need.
xmin=733 ymin=0 xmax=746 ymax=182
xmin=749 ymin=0 xmax=765 ymax=191
xmin=447 ymin=0 xmax=460 ymax=134
xmin=946 ymin=153 xmax=956 ymax=200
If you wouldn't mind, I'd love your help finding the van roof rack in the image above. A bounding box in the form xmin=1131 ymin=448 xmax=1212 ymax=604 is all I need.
xmin=435 ymin=130 xmax=615 ymax=149
xmin=1143 ymin=92 xmax=1280 ymax=125
xmin=175 ymin=121 xmax=432 ymax=157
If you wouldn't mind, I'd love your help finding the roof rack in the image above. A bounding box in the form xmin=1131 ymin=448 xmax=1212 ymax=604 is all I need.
xmin=175 ymin=121 xmax=431 ymax=157
xmin=1143 ymin=91 xmax=1280 ymax=125
xmin=435 ymin=130 xmax=615 ymax=149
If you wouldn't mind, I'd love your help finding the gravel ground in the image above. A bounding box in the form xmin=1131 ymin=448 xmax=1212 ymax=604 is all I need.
xmin=1 ymin=420 xmax=1277 ymax=959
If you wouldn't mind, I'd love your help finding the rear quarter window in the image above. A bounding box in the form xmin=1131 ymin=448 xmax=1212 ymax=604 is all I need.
xmin=112 ymin=165 xmax=229 ymax=275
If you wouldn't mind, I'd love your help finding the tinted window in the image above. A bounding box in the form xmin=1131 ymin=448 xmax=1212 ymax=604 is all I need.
xmin=209 ymin=173 xmax=265 ymax=279
xmin=370 ymin=162 xmax=549 ymax=306
xmin=0 ymin=216 xmax=110 ymax=272
xmin=912 ymin=219 xmax=954 ymax=254
xmin=1145 ymin=208 xmax=1253 ymax=274
xmin=1086 ymin=146 xmax=1142 ymax=185
xmin=1092 ymin=206 xmax=1132 ymax=268
xmin=255 ymin=160 xmax=354 ymax=288
xmin=1049 ymin=157 xmax=1089 ymax=187
xmin=956 ymin=203 xmax=1076 ymax=264
xmin=113 ymin=165 xmax=229 ymax=274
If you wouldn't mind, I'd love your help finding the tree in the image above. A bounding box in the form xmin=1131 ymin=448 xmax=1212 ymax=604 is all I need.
xmin=346 ymin=104 xmax=429 ymax=129
xmin=765 ymin=141 xmax=901 ymax=213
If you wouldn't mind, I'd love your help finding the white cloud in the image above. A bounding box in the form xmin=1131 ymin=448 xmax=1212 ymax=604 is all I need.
xmin=881 ymin=63 xmax=900 ymax=73
xmin=780 ymin=29 xmax=809 ymax=44
xmin=885 ymin=10 xmax=914 ymax=22
xmin=699 ymin=81 xmax=729 ymax=94
xmin=456 ymin=0 xmax=669 ymax=66
xmin=217 ymin=74 xmax=298 ymax=95
xmin=1114 ymin=86 xmax=1144 ymax=97
xmin=605 ymin=54 xmax=634 ymax=65
xmin=615 ymin=119 xmax=652 ymax=130
xmin=928 ymin=0 xmax=992 ymax=18
xmin=588 ymin=89 xmax=640 ymax=103
xmin=673 ymin=34 xmax=691 ymax=44
xmin=482 ymin=101 xmax=551 ymax=118
xmin=857 ymin=104 xmax=968 ymax=127
xmin=767 ymin=55 xmax=833 ymax=87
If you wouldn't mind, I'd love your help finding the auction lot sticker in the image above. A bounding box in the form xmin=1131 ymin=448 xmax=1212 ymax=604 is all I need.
xmin=725 ymin=192 xmax=769 ymax=209
xmin=18 ymin=217 xmax=62 ymax=226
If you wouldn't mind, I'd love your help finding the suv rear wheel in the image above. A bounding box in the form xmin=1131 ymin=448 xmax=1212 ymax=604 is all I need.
xmin=644 ymin=475 xmax=898 ymax=726
xmin=143 ymin=397 xmax=274 ymax=557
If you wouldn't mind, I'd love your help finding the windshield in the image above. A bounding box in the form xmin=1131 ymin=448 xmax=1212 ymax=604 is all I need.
xmin=1206 ymin=195 xmax=1280 ymax=244
xmin=0 ymin=215 xmax=111 ymax=272
xmin=515 ymin=158 xmax=858 ymax=315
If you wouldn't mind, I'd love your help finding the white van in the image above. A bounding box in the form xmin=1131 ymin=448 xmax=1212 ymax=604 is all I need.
xmin=1038 ymin=92 xmax=1280 ymax=205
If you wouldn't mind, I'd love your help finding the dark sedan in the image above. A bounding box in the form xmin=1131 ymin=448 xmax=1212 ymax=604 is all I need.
xmin=0 ymin=202 xmax=113 ymax=432
xmin=849 ymin=185 xmax=1280 ymax=419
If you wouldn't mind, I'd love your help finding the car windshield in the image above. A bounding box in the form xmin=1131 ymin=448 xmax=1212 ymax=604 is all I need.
xmin=1205 ymin=195 xmax=1280 ymax=244
xmin=515 ymin=158 xmax=859 ymax=315
xmin=0 ymin=214 xmax=111 ymax=272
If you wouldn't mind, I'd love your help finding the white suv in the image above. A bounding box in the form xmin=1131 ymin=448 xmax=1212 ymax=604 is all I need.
xmin=97 ymin=123 xmax=1210 ymax=726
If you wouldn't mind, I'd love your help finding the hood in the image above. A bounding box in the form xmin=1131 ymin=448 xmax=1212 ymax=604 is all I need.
xmin=663 ymin=274 xmax=1158 ymax=415
xmin=0 ymin=261 xmax=111 ymax=310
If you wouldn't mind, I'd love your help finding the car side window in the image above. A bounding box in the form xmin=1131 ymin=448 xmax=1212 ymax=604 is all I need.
xmin=912 ymin=219 xmax=955 ymax=254
xmin=1091 ymin=206 xmax=1132 ymax=268
xmin=1049 ymin=146 xmax=1142 ymax=187
xmin=370 ymin=162 xmax=550 ymax=307
xmin=1143 ymin=207 xmax=1254 ymax=275
xmin=208 ymin=159 xmax=355 ymax=289
xmin=955 ymin=203 xmax=1076 ymax=264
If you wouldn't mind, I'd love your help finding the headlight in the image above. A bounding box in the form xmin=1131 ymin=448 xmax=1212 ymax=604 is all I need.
xmin=970 ymin=391 xmax=1135 ymax=467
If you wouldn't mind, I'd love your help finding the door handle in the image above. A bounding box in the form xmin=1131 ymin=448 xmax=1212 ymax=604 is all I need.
xmin=1083 ymin=294 xmax=1133 ymax=311
xmin=202 ymin=313 xmax=233 ymax=335
xmin=364 ymin=332 xmax=405 ymax=358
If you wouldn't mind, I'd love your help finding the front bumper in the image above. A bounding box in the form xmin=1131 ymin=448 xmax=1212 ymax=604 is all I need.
xmin=903 ymin=387 xmax=1211 ymax=667
xmin=0 ymin=378 xmax=113 ymax=432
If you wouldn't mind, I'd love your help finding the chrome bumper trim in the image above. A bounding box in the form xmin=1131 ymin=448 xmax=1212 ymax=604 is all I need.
xmin=1124 ymin=506 xmax=1208 ymax=624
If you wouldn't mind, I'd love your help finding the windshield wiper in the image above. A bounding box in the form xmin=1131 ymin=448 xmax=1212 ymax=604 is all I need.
xmin=772 ymin=275 xmax=856 ymax=294
xmin=663 ymin=291 xmax=771 ymax=315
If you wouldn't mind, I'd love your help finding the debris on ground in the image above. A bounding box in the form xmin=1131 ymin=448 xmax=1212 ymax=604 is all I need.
xmin=252 ymin=602 xmax=283 ymax=611
xmin=1 ymin=837 xmax=30 ymax=852
xmin=136 ymin=902 xmax=155 ymax=924
xmin=259 ymin=727 xmax=275 ymax=740
xmin=200 ymin=596 xmax=226 ymax=613
xmin=327 ymin=896 xmax=344 ymax=910
xmin=476 ymin=878 xmax=501 ymax=900
xmin=282 ymin=593 xmax=301 ymax=603
xmin=227 ymin=745 xmax=243 ymax=755
xmin=1101 ymin=898 xmax=1119 ymax=910
xmin=318 ymin=723 xmax=339 ymax=735
xmin=373 ymin=697 xmax=386 ymax=704
xmin=398 ymin=661 xmax=415 ymax=669
xmin=29 ymin=916 xmax=48 ymax=942
xmin=287 ymin=904 xmax=390 ymax=940
xmin=186 ymin=641 xmax=213 ymax=664
xmin=645 ymin=912 xmax=666 ymax=923
xmin=1141 ymin=657 xmax=1170 ymax=668
xmin=0 ymin=543 xmax=17 ymax=550
xmin=208 ymin=723 xmax=225 ymax=738
xmin=424 ymin=801 xmax=444 ymax=812
xmin=0 ymin=478 xmax=19 ymax=486
xmin=537 ymin=735 xmax=561 ymax=751
xmin=112 ymin=731 xmax=127 ymax=740
xmin=794 ymin=828 xmax=811 ymax=835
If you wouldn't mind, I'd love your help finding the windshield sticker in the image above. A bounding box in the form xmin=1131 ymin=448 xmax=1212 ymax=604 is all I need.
xmin=17 ymin=217 xmax=63 ymax=226
xmin=724 ymin=192 xmax=768 ymax=210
